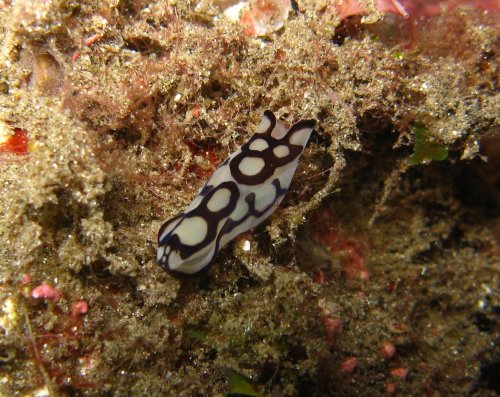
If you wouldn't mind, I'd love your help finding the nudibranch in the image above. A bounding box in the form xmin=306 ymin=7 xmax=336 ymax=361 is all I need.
xmin=157 ymin=110 xmax=316 ymax=275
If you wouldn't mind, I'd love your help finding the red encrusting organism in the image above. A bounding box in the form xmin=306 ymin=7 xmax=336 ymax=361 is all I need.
xmin=0 ymin=127 xmax=29 ymax=155
xmin=314 ymin=210 xmax=370 ymax=281
xmin=391 ymin=366 xmax=409 ymax=379
xmin=380 ymin=341 xmax=397 ymax=359
xmin=184 ymin=139 xmax=220 ymax=178
xmin=340 ymin=356 xmax=358 ymax=372
xmin=323 ymin=316 xmax=343 ymax=344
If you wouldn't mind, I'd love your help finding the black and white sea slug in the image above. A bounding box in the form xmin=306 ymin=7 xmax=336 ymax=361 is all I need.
xmin=157 ymin=110 xmax=316 ymax=275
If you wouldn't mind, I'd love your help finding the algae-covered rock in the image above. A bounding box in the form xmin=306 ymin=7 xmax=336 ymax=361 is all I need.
xmin=0 ymin=0 xmax=498 ymax=396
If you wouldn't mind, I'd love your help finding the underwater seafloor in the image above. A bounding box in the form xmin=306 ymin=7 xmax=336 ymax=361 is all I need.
xmin=0 ymin=0 xmax=498 ymax=396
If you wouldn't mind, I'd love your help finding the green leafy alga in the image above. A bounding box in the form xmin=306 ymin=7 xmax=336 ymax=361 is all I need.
xmin=409 ymin=123 xmax=448 ymax=165
xmin=186 ymin=328 xmax=206 ymax=343
xmin=226 ymin=369 xmax=265 ymax=397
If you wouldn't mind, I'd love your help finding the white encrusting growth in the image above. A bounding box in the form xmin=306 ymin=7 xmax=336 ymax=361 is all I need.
xmin=157 ymin=110 xmax=316 ymax=275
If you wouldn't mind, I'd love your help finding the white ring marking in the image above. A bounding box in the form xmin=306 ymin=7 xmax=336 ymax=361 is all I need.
xmin=207 ymin=188 xmax=231 ymax=212
xmin=249 ymin=139 xmax=269 ymax=151
xmin=239 ymin=157 xmax=265 ymax=176
xmin=273 ymin=145 xmax=289 ymax=158
xmin=174 ymin=216 xmax=208 ymax=246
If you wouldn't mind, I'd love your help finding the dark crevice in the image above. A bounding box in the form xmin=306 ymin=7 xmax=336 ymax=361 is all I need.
xmin=124 ymin=36 xmax=165 ymax=57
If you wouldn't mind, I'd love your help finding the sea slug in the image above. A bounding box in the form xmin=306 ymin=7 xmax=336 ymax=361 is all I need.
xmin=157 ymin=110 xmax=315 ymax=275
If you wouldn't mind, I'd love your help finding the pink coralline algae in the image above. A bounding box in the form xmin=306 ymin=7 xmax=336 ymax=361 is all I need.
xmin=380 ymin=341 xmax=397 ymax=359
xmin=240 ymin=0 xmax=292 ymax=36
xmin=340 ymin=357 xmax=358 ymax=372
xmin=334 ymin=0 xmax=499 ymax=21
xmin=71 ymin=301 xmax=89 ymax=316
xmin=391 ymin=367 xmax=409 ymax=379
xmin=227 ymin=0 xmax=498 ymax=37
xmin=70 ymin=300 xmax=89 ymax=326
xmin=31 ymin=283 xmax=61 ymax=303
xmin=21 ymin=273 xmax=33 ymax=284
xmin=386 ymin=382 xmax=397 ymax=394
xmin=335 ymin=0 xmax=409 ymax=20
xmin=314 ymin=210 xmax=371 ymax=282
xmin=323 ymin=316 xmax=343 ymax=343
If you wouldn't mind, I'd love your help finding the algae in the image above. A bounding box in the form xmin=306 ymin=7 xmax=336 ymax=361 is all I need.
xmin=409 ymin=123 xmax=448 ymax=165
xmin=226 ymin=368 xmax=264 ymax=397
xmin=0 ymin=0 xmax=498 ymax=396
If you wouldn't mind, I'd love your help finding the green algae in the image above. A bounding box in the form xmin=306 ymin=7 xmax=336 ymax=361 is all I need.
xmin=226 ymin=369 xmax=264 ymax=397
xmin=409 ymin=123 xmax=449 ymax=165
xmin=187 ymin=328 xmax=207 ymax=344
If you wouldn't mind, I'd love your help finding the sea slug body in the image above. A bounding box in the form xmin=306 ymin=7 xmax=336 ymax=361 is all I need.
xmin=157 ymin=110 xmax=316 ymax=275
